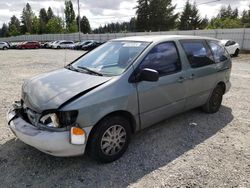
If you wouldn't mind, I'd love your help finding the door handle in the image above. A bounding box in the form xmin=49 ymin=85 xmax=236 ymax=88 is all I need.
xmin=178 ymin=76 xmax=186 ymax=83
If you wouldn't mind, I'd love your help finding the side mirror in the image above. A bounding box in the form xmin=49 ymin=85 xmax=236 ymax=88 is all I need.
xmin=138 ymin=68 xmax=159 ymax=82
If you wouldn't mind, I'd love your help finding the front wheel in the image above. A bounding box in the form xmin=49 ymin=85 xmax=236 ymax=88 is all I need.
xmin=87 ymin=116 xmax=131 ymax=163
xmin=202 ymin=85 xmax=224 ymax=113
xmin=234 ymin=49 xmax=239 ymax=57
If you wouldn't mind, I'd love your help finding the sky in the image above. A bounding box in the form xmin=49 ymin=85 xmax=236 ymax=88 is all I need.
xmin=0 ymin=0 xmax=249 ymax=29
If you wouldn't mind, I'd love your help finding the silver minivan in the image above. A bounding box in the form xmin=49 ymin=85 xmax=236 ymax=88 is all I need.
xmin=7 ymin=35 xmax=231 ymax=162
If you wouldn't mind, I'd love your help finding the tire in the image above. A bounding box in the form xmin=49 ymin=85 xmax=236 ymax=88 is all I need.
xmin=87 ymin=116 xmax=131 ymax=163
xmin=202 ymin=85 xmax=224 ymax=113
xmin=234 ymin=49 xmax=239 ymax=57
xmin=57 ymin=46 xmax=61 ymax=49
xmin=3 ymin=46 xmax=7 ymax=50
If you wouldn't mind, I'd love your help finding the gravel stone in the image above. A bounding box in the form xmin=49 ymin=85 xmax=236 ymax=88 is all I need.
xmin=0 ymin=49 xmax=249 ymax=187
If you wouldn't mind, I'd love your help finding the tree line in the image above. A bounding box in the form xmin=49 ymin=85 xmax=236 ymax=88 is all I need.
xmin=94 ymin=0 xmax=250 ymax=33
xmin=0 ymin=1 xmax=91 ymax=37
xmin=1 ymin=0 xmax=250 ymax=37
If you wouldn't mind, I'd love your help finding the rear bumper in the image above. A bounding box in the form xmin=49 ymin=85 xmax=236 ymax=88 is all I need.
xmin=7 ymin=108 xmax=90 ymax=157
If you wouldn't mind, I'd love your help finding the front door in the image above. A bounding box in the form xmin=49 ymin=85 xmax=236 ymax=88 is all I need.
xmin=136 ymin=42 xmax=187 ymax=129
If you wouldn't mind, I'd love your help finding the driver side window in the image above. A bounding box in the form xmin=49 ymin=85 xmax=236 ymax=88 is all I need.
xmin=139 ymin=42 xmax=181 ymax=76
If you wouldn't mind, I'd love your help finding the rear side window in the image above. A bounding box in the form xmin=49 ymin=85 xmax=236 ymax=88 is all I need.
xmin=139 ymin=42 xmax=181 ymax=76
xmin=180 ymin=40 xmax=214 ymax=68
xmin=208 ymin=41 xmax=229 ymax=63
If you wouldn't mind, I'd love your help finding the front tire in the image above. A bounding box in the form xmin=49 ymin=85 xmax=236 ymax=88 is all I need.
xmin=87 ymin=116 xmax=131 ymax=163
xmin=234 ymin=49 xmax=239 ymax=57
xmin=202 ymin=85 xmax=224 ymax=113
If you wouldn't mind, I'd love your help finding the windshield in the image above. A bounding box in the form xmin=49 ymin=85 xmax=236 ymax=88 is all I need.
xmin=71 ymin=41 xmax=149 ymax=76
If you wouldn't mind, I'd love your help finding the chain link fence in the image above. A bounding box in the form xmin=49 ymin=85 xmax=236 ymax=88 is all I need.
xmin=0 ymin=28 xmax=249 ymax=50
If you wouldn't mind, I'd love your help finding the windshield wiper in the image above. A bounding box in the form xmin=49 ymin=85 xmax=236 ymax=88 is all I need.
xmin=77 ymin=66 xmax=103 ymax=76
xmin=65 ymin=64 xmax=79 ymax=72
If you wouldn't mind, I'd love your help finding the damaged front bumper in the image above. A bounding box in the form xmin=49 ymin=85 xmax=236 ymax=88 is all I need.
xmin=7 ymin=102 xmax=91 ymax=157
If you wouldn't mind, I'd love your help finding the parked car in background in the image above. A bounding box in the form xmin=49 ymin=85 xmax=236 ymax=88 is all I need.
xmin=81 ymin=41 xmax=103 ymax=51
xmin=52 ymin=40 xmax=74 ymax=49
xmin=74 ymin=40 xmax=93 ymax=50
xmin=0 ymin=42 xmax=9 ymax=50
xmin=16 ymin=41 xmax=40 ymax=49
xmin=41 ymin=42 xmax=52 ymax=48
xmin=7 ymin=35 xmax=232 ymax=163
xmin=221 ymin=40 xmax=240 ymax=57
xmin=46 ymin=41 xmax=58 ymax=48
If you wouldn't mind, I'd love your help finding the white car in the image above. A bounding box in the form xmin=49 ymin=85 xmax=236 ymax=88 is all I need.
xmin=221 ymin=40 xmax=240 ymax=57
xmin=52 ymin=40 xmax=74 ymax=49
xmin=0 ymin=42 xmax=9 ymax=50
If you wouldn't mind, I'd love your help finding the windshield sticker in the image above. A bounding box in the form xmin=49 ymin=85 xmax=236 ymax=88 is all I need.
xmin=123 ymin=43 xmax=141 ymax=47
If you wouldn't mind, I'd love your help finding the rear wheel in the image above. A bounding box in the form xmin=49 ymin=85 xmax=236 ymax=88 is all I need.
xmin=202 ymin=85 xmax=224 ymax=113
xmin=234 ymin=49 xmax=239 ymax=57
xmin=87 ymin=116 xmax=131 ymax=163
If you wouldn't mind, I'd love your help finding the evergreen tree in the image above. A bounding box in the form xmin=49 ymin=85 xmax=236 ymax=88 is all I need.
xmin=241 ymin=6 xmax=250 ymax=27
xmin=64 ymin=0 xmax=76 ymax=32
xmin=77 ymin=16 xmax=91 ymax=33
xmin=8 ymin=15 xmax=21 ymax=36
xmin=148 ymin=0 xmax=178 ymax=31
xmin=136 ymin=0 xmax=150 ymax=31
xmin=47 ymin=7 xmax=54 ymax=20
xmin=178 ymin=0 xmax=192 ymax=30
xmin=0 ymin=23 xmax=9 ymax=37
xmin=217 ymin=5 xmax=238 ymax=19
xmin=178 ymin=1 xmax=205 ymax=30
xmin=21 ymin=3 xmax=34 ymax=34
xmin=39 ymin=8 xmax=48 ymax=34
xmin=129 ymin=17 xmax=137 ymax=32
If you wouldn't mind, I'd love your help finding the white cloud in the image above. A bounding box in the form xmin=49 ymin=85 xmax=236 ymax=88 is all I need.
xmin=0 ymin=0 xmax=248 ymax=29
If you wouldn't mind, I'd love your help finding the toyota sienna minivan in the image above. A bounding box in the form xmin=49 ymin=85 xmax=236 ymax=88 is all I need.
xmin=7 ymin=35 xmax=231 ymax=162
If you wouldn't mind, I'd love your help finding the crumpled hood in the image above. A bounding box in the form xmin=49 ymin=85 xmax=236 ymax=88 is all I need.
xmin=22 ymin=68 xmax=111 ymax=112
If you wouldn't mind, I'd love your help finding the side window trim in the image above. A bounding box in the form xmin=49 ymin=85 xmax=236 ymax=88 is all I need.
xmin=136 ymin=41 xmax=182 ymax=77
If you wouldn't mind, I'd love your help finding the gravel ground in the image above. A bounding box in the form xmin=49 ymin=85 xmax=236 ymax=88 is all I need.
xmin=0 ymin=49 xmax=249 ymax=188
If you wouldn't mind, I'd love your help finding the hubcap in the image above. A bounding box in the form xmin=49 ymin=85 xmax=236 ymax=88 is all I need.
xmin=101 ymin=125 xmax=126 ymax=156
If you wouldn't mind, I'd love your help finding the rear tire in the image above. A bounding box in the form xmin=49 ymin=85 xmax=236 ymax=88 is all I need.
xmin=87 ymin=116 xmax=131 ymax=163
xmin=202 ymin=85 xmax=224 ymax=113
xmin=234 ymin=49 xmax=239 ymax=57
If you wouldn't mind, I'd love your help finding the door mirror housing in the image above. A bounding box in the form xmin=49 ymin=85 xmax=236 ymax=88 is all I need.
xmin=138 ymin=68 xmax=159 ymax=82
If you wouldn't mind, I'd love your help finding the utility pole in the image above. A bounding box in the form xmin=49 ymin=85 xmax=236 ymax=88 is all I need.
xmin=77 ymin=0 xmax=81 ymax=41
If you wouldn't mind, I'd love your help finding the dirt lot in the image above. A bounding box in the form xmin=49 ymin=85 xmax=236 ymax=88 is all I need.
xmin=0 ymin=49 xmax=249 ymax=188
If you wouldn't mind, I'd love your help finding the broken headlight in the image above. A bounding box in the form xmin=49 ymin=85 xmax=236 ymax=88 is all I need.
xmin=40 ymin=111 xmax=78 ymax=128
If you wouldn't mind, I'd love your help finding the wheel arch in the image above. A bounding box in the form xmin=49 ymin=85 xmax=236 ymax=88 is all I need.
xmin=93 ymin=110 xmax=136 ymax=134
xmin=217 ymin=81 xmax=226 ymax=94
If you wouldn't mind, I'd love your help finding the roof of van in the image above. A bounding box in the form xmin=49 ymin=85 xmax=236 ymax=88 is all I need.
xmin=111 ymin=35 xmax=218 ymax=42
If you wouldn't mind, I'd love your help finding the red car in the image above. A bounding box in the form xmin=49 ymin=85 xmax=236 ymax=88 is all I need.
xmin=17 ymin=41 xmax=40 ymax=49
